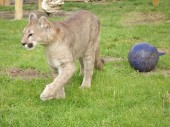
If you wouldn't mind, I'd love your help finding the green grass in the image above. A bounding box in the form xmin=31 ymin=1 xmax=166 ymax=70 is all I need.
xmin=0 ymin=4 xmax=38 ymax=11
xmin=0 ymin=0 xmax=170 ymax=126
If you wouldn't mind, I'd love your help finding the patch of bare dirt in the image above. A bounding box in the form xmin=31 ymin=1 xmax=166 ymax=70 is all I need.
xmin=4 ymin=67 xmax=49 ymax=80
xmin=121 ymin=12 xmax=165 ymax=26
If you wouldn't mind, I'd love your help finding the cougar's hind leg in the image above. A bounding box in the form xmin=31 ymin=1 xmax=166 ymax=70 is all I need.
xmin=79 ymin=49 xmax=95 ymax=89
xmin=79 ymin=58 xmax=84 ymax=76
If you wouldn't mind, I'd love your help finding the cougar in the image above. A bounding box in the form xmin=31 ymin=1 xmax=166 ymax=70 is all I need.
xmin=21 ymin=10 xmax=104 ymax=101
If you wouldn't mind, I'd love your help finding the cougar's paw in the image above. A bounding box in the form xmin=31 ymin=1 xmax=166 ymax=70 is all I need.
xmin=40 ymin=93 xmax=53 ymax=101
xmin=55 ymin=89 xmax=66 ymax=99
xmin=40 ymin=84 xmax=55 ymax=101
xmin=55 ymin=93 xmax=66 ymax=99
xmin=40 ymin=91 xmax=66 ymax=101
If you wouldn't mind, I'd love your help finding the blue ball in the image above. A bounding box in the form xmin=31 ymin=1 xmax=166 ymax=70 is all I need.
xmin=128 ymin=42 xmax=159 ymax=72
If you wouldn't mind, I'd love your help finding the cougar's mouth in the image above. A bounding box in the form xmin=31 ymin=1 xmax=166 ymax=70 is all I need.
xmin=21 ymin=41 xmax=37 ymax=50
xmin=22 ymin=43 xmax=33 ymax=49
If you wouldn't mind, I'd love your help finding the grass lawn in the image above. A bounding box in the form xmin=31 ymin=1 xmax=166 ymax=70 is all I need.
xmin=0 ymin=0 xmax=170 ymax=126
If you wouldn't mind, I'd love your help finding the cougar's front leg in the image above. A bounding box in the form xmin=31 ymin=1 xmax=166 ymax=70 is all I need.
xmin=49 ymin=66 xmax=65 ymax=99
xmin=40 ymin=63 xmax=75 ymax=101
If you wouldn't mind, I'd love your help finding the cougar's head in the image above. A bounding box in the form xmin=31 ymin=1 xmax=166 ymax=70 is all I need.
xmin=21 ymin=13 xmax=57 ymax=50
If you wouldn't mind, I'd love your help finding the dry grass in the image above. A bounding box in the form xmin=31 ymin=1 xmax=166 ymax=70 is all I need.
xmin=121 ymin=12 xmax=165 ymax=26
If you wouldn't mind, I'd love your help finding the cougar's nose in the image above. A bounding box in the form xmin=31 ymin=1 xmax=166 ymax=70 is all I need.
xmin=22 ymin=43 xmax=26 ymax=46
xmin=28 ymin=43 xmax=33 ymax=48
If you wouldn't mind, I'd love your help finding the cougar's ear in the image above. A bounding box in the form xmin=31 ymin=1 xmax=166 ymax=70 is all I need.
xmin=56 ymin=27 xmax=64 ymax=40
xmin=28 ymin=13 xmax=38 ymax=22
xmin=38 ymin=16 xmax=49 ymax=28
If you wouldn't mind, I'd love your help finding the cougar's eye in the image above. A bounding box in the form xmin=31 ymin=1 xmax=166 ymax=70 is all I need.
xmin=28 ymin=33 xmax=33 ymax=38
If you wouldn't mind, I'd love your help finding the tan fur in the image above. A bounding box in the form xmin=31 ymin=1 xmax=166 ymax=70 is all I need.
xmin=21 ymin=10 xmax=104 ymax=101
